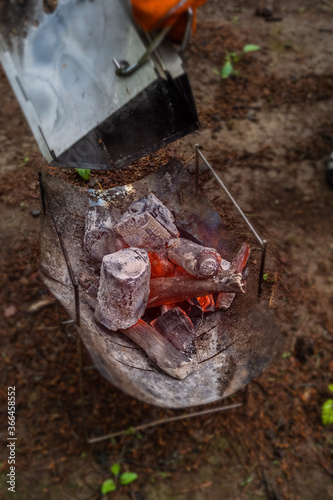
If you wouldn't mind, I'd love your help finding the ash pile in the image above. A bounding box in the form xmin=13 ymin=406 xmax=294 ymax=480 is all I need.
xmin=82 ymin=193 xmax=250 ymax=380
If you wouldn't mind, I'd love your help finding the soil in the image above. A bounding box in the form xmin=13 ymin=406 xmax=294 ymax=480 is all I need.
xmin=1 ymin=1 xmax=333 ymax=499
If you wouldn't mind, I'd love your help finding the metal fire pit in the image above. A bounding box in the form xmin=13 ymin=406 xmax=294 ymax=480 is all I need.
xmin=40 ymin=160 xmax=284 ymax=409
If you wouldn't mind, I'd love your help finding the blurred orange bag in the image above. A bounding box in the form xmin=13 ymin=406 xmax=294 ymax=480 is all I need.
xmin=130 ymin=0 xmax=207 ymax=42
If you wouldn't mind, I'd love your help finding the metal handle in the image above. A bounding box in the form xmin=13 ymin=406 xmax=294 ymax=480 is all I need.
xmin=113 ymin=25 xmax=171 ymax=77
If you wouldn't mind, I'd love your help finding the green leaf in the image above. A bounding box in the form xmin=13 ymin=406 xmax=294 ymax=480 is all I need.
xmin=243 ymin=44 xmax=260 ymax=53
xmin=159 ymin=472 xmax=171 ymax=478
xmin=241 ymin=475 xmax=254 ymax=487
xmin=111 ymin=464 xmax=121 ymax=477
xmin=328 ymin=384 xmax=333 ymax=393
xmin=213 ymin=69 xmax=221 ymax=75
xmin=229 ymin=52 xmax=239 ymax=62
xmin=76 ymin=168 xmax=91 ymax=181
xmin=120 ymin=472 xmax=138 ymax=485
xmin=101 ymin=478 xmax=117 ymax=494
xmin=263 ymin=273 xmax=268 ymax=281
xmin=221 ymin=60 xmax=233 ymax=79
xmin=80 ymin=452 xmax=86 ymax=459
xmin=282 ymin=352 xmax=291 ymax=358
xmin=322 ymin=399 xmax=333 ymax=426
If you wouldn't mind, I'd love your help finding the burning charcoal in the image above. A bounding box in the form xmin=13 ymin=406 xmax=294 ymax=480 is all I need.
xmin=189 ymin=295 xmax=215 ymax=313
xmin=120 ymin=319 xmax=194 ymax=379
xmin=167 ymin=238 xmax=222 ymax=277
xmin=161 ymin=304 xmax=175 ymax=314
xmin=151 ymin=307 xmax=196 ymax=356
xmin=115 ymin=212 xmax=171 ymax=251
xmin=95 ymin=248 xmax=151 ymax=331
xmin=148 ymin=252 xmax=176 ymax=278
xmin=83 ymin=206 xmax=116 ymax=262
xmin=179 ymin=301 xmax=203 ymax=330
xmin=174 ymin=265 xmax=191 ymax=276
xmin=147 ymin=271 xmax=245 ymax=309
xmin=216 ymin=243 xmax=250 ymax=310
xmin=121 ymin=193 xmax=179 ymax=237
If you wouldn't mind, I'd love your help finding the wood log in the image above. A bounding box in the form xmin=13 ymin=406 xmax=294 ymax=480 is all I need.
xmin=120 ymin=320 xmax=194 ymax=380
xmin=121 ymin=192 xmax=179 ymax=237
xmin=95 ymin=249 xmax=150 ymax=331
xmin=83 ymin=206 xmax=116 ymax=262
xmin=167 ymin=238 xmax=222 ymax=277
xmin=147 ymin=271 xmax=245 ymax=308
xmin=216 ymin=243 xmax=250 ymax=310
xmin=151 ymin=307 xmax=196 ymax=356
xmin=115 ymin=212 xmax=171 ymax=251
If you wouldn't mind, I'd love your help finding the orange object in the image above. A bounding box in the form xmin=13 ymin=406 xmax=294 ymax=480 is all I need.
xmin=130 ymin=0 xmax=207 ymax=42
xmin=149 ymin=252 xmax=176 ymax=278
xmin=196 ymin=294 xmax=214 ymax=311
xmin=174 ymin=265 xmax=191 ymax=277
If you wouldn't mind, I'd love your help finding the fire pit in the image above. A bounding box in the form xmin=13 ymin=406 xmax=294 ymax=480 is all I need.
xmin=40 ymin=159 xmax=283 ymax=408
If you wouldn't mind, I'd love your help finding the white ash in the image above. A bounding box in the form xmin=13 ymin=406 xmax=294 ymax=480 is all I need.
xmin=115 ymin=212 xmax=171 ymax=251
xmin=167 ymin=238 xmax=222 ymax=277
xmin=83 ymin=206 xmax=116 ymax=262
xmin=120 ymin=193 xmax=178 ymax=237
xmin=94 ymin=248 xmax=151 ymax=331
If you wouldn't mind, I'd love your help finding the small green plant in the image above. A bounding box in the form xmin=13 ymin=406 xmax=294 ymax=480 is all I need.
xmin=76 ymin=168 xmax=91 ymax=181
xmin=321 ymin=385 xmax=333 ymax=426
xmin=101 ymin=464 xmax=138 ymax=495
xmin=19 ymin=156 xmax=29 ymax=168
xmin=215 ymin=44 xmax=260 ymax=79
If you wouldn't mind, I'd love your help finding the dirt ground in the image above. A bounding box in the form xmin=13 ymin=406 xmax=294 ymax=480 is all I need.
xmin=1 ymin=1 xmax=333 ymax=499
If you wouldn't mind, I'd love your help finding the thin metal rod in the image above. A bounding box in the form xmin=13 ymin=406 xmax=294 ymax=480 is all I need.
xmin=178 ymin=8 xmax=193 ymax=56
xmin=258 ymin=239 xmax=267 ymax=297
xmin=196 ymin=146 xmax=264 ymax=246
xmin=40 ymin=174 xmax=80 ymax=326
xmin=195 ymin=143 xmax=200 ymax=193
xmin=38 ymin=171 xmax=47 ymax=215
xmin=195 ymin=146 xmax=267 ymax=297
xmin=88 ymin=402 xmax=242 ymax=443
xmin=113 ymin=25 xmax=171 ymax=77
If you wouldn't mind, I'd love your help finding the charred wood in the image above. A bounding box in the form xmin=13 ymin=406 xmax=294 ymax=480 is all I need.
xmin=115 ymin=212 xmax=171 ymax=251
xmin=95 ymin=249 xmax=150 ymax=331
xmin=120 ymin=319 xmax=194 ymax=380
xmin=147 ymin=271 xmax=244 ymax=309
xmin=121 ymin=193 xmax=178 ymax=237
xmin=148 ymin=251 xmax=176 ymax=278
xmin=83 ymin=206 xmax=116 ymax=262
xmin=151 ymin=307 xmax=196 ymax=356
xmin=167 ymin=238 xmax=222 ymax=277
xmin=216 ymin=243 xmax=250 ymax=310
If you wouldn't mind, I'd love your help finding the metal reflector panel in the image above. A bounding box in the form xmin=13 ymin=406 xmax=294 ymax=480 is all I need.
xmin=0 ymin=0 xmax=199 ymax=169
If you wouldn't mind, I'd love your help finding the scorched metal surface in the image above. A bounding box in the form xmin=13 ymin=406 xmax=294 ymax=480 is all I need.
xmin=40 ymin=160 xmax=284 ymax=408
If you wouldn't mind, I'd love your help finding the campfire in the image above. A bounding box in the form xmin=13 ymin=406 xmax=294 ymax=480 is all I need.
xmin=40 ymin=159 xmax=283 ymax=408
xmin=82 ymin=194 xmax=250 ymax=379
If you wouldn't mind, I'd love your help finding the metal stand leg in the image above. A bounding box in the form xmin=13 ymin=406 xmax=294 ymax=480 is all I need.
xmin=194 ymin=146 xmax=268 ymax=298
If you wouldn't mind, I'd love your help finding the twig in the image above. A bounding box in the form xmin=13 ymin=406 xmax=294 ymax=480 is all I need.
xmin=176 ymin=480 xmax=212 ymax=494
xmin=184 ymin=154 xmax=195 ymax=164
xmin=88 ymin=403 xmax=242 ymax=443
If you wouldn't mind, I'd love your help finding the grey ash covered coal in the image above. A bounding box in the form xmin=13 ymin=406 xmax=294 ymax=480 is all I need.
xmin=82 ymin=192 xmax=249 ymax=378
